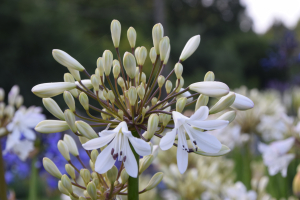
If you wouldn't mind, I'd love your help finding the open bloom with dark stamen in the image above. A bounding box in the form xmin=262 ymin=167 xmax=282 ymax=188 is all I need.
xmin=159 ymin=106 xmax=228 ymax=173
xmin=83 ymin=121 xmax=151 ymax=177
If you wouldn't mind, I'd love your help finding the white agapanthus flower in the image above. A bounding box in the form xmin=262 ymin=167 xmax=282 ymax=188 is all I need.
xmin=10 ymin=140 xmax=34 ymax=161
xmin=159 ymin=106 xmax=228 ymax=173
xmin=224 ymin=181 xmax=257 ymax=200
xmin=82 ymin=121 xmax=151 ymax=177
xmin=5 ymin=106 xmax=45 ymax=152
xmin=258 ymin=137 xmax=295 ymax=177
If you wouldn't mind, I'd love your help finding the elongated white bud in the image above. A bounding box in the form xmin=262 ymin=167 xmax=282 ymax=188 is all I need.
xmin=43 ymin=157 xmax=62 ymax=179
xmin=97 ymin=57 xmax=104 ymax=76
xmin=64 ymin=109 xmax=77 ymax=133
xmin=139 ymin=155 xmax=154 ymax=174
xmin=103 ymin=50 xmax=113 ymax=76
xmin=195 ymin=94 xmax=209 ymax=111
xmin=163 ymin=45 xmax=171 ymax=64
xmin=176 ymin=97 xmax=187 ymax=113
xmin=0 ymin=88 xmax=4 ymax=101
xmin=149 ymin=47 xmax=157 ymax=64
xmin=128 ymin=87 xmax=137 ymax=106
xmin=63 ymin=134 xmax=79 ymax=156
xmin=61 ymin=175 xmax=73 ymax=193
xmin=165 ymin=80 xmax=172 ymax=94
xmin=107 ymin=166 xmax=118 ymax=184
xmin=144 ymin=114 xmax=159 ymax=140
xmin=65 ymin=164 xmax=76 ymax=180
xmin=217 ymin=110 xmax=236 ymax=123
xmin=189 ymin=81 xmax=229 ymax=97
xmin=113 ymin=63 xmax=120 ymax=79
xmin=111 ymin=19 xmax=121 ymax=48
xmin=174 ymin=63 xmax=183 ymax=79
xmin=144 ymin=172 xmax=164 ymax=191
xmin=231 ymin=93 xmax=254 ymax=110
xmin=79 ymin=92 xmax=89 ymax=110
xmin=64 ymin=73 xmax=79 ymax=97
xmin=63 ymin=91 xmax=75 ymax=112
xmin=32 ymin=82 xmax=76 ymax=98
xmin=4 ymin=105 xmax=14 ymax=119
xmin=58 ymin=181 xmax=69 ymax=195
xmin=76 ymin=121 xmax=98 ymax=139
xmin=35 ymin=120 xmax=69 ymax=134
xmin=195 ymin=144 xmax=230 ymax=157
xmin=43 ymin=98 xmax=65 ymax=120
xmin=138 ymin=46 xmax=147 ymax=66
xmin=8 ymin=85 xmax=19 ymax=105
xmin=175 ymin=77 xmax=184 ymax=92
xmin=204 ymin=71 xmax=215 ymax=81
xmin=15 ymin=95 xmax=23 ymax=108
xmin=121 ymin=169 xmax=129 ymax=184
xmin=123 ymin=52 xmax=137 ymax=79
xmin=75 ymin=80 xmax=93 ymax=90
xmin=80 ymin=168 xmax=91 ymax=185
xmin=179 ymin=35 xmax=200 ymax=62
xmin=209 ymin=92 xmax=236 ymax=114
xmin=127 ymin=27 xmax=137 ymax=48
xmin=159 ymin=37 xmax=170 ymax=61
xmin=87 ymin=182 xmax=97 ymax=200
xmin=152 ymin=23 xmax=164 ymax=55
xmin=52 ymin=49 xmax=85 ymax=71
xmin=67 ymin=67 xmax=81 ymax=81
xmin=158 ymin=75 xmax=165 ymax=88
xmin=58 ymin=140 xmax=70 ymax=161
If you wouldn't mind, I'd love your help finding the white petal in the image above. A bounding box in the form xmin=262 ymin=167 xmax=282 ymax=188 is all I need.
xmin=172 ymin=111 xmax=188 ymax=129
xmin=160 ymin=129 xmax=177 ymax=150
xmin=123 ymin=139 xmax=138 ymax=178
xmin=83 ymin=134 xmax=115 ymax=150
xmin=5 ymin=129 xmax=21 ymax=151
xmin=258 ymin=142 xmax=269 ymax=153
xmin=94 ymin=141 xmax=116 ymax=174
xmin=127 ymin=136 xmax=151 ymax=156
xmin=189 ymin=106 xmax=209 ymax=121
xmin=271 ymin=137 xmax=294 ymax=155
xmin=231 ymin=93 xmax=254 ymax=110
xmin=22 ymin=128 xmax=36 ymax=140
xmin=6 ymin=123 xmax=14 ymax=132
xmin=188 ymin=119 xmax=228 ymax=130
xmin=99 ymin=130 xmax=117 ymax=137
xmin=185 ymin=124 xmax=221 ymax=153
xmin=177 ymin=137 xmax=188 ymax=174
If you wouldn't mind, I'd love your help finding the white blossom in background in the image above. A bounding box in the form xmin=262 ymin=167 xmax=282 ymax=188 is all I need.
xmin=258 ymin=137 xmax=295 ymax=177
xmin=224 ymin=181 xmax=257 ymax=200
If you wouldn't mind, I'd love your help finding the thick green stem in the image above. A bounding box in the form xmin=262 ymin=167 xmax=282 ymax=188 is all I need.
xmin=28 ymin=157 xmax=38 ymax=200
xmin=128 ymin=130 xmax=139 ymax=200
xmin=0 ymin=142 xmax=7 ymax=200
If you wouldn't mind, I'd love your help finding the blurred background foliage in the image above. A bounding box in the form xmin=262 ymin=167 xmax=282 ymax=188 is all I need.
xmin=2 ymin=0 xmax=300 ymax=116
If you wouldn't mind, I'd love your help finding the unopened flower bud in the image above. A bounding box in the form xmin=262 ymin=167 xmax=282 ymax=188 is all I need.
xmin=108 ymin=90 xmax=115 ymax=103
xmin=179 ymin=35 xmax=200 ymax=62
xmin=90 ymin=159 xmax=95 ymax=170
xmin=102 ymin=90 xmax=108 ymax=100
xmin=141 ymin=72 xmax=146 ymax=84
xmin=32 ymin=82 xmax=76 ymax=98
xmin=164 ymin=45 xmax=171 ymax=65
xmin=87 ymin=182 xmax=97 ymax=200
xmin=189 ymin=81 xmax=229 ymax=97
xmin=158 ymin=75 xmax=165 ymax=88
xmin=4 ymin=105 xmax=14 ymax=119
xmin=107 ymin=166 xmax=118 ymax=184
xmin=163 ymin=114 xmax=171 ymax=127
xmin=176 ymin=97 xmax=187 ymax=113
xmin=137 ymin=85 xmax=145 ymax=100
xmin=159 ymin=37 xmax=170 ymax=61
xmin=52 ymin=49 xmax=85 ymax=71
xmin=79 ymin=92 xmax=89 ymax=110
xmin=101 ymin=109 xmax=110 ymax=120
xmin=58 ymin=181 xmax=69 ymax=195
xmin=35 ymin=120 xmax=69 ymax=134
xmin=138 ymin=46 xmax=147 ymax=66
xmin=195 ymin=94 xmax=209 ymax=111
xmin=165 ymin=80 xmax=172 ymax=94
xmin=103 ymin=50 xmax=113 ymax=76
xmin=43 ymin=157 xmax=62 ymax=179
xmin=293 ymin=165 xmax=300 ymax=197
xmin=79 ymin=136 xmax=89 ymax=145
xmin=149 ymin=47 xmax=157 ymax=64
xmin=58 ymin=140 xmax=70 ymax=161
xmin=63 ymin=134 xmax=79 ymax=156
xmin=43 ymin=98 xmax=65 ymax=120
xmin=195 ymin=144 xmax=230 ymax=156
xmin=175 ymin=77 xmax=184 ymax=92
xmin=113 ymin=63 xmax=120 ymax=79
xmin=152 ymin=23 xmax=164 ymax=55
xmin=135 ymin=47 xmax=141 ymax=60
xmin=123 ymin=52 xmax=137 ymax=79
xmin=117 ymin=77 xmax=125 ymax=88
xmin=145 ymin=114 xmax=159 ymax=140
xmin=97 ymin=57 xmax=104 ymax=76
xmin=218 ymin=111 xmax=236 ymax=123
xmin=91 ymin=149 xmax=99 ymax=163
xmin=118 ymin=110 xmax=124 ymax=120
xmin=80 ymin=169 xmax=91 ymax=185
xmin=64 ymin=73 xmax=79 ymax=97
xmin=91 ymin=75 xmax=99 ymax=92
xmin=174 ymin=63 xmax=183 ymax=79
xmin=142 ymin=107 xmax=146 ymax=116
xmin=63 ymin=91 xmax=76 ymax=112
xmin=15 ymin=95 xmax=23 ymax=108
xmin=8 ymin=85 xmax=19 ymax=106
xmin=0 ymin=88 xmax=4 ymax=101
xmin=61 ymin=174 xmax=73 ymax=194
xmin=65 ymin=164 xmax=76 ymax=180
xmin=64 ymin=109 xmax=77 ymax=133
xmin=144 ymin=172 xmax=163 ymax=191
xmin=111 ymin=19 xmax=121 ymax=48
xmin=139 ymin=155 xmax=154 ymax=174
xmin=76 ymin=121 xmax=98 ymax=139
xmin=204 ymin=71 xmax=215 ymax=81
xmin=209 ymin=92 xmax=236 ymax=114
xmin=231 ymin=93 xmax=254 ymax=110
xmin=127 ymin=27 xmax=137 ymax=48
xmin=151 ymin=97 xmax=158 ymax=106
xmin=120 ymin=169 xmax=129 ymax=184
xmin=128 ymin=87 xmax=137 ymax=106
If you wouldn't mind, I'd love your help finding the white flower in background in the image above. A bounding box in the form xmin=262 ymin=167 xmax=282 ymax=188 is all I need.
xmin=10 ymin=140 xmax=34 ymax=161
xmin=258 ymin=137 xmax=295 ymax=177
xmin=83 ymin=121 xmax=151 ymax=177
xmin=224 ymin=181 xmax=257 ymax=200
xmin=5 ymin=106 xmax=45 ymax=152
xmin=159 ymin=106 xmax=228 ymax=173
xmin=210 ymin=125 xmax=249 ymax=149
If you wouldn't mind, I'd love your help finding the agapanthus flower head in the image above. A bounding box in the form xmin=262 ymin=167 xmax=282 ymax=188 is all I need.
xmin=31 ymin=19 xmax=253 ymax=199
